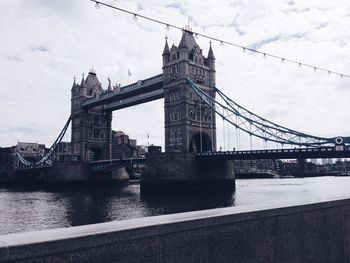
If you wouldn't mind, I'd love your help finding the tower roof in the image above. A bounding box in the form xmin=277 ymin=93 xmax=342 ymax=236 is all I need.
xmin=85 ymin=70 xmax=101 ymax=89
xmin=178 ymin=30 xmax=198 ymax=50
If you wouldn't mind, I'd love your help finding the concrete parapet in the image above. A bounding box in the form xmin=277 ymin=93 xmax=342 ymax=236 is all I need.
xmin=1 ymin=198 xmax=350 ymax=262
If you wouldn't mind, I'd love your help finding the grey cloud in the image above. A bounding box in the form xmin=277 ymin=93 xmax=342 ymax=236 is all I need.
xmin=249 ymin=34 xmax=281 ymax=50
xmin=287 ymin=32 xmax=307 ymax=39
xmin=30 ymin=45 xmax=49 ymax=53
xmin=0 ymin=127 xmax=39 ymax=134
xmin=5 ymin=56 xmax=22 ymax=62
xmin=23 ymin=0 xmax=81 ymax=19
xmin=263 ymin=109 xmax=288 ymax=121
xmin=166 ymin=2 xmax=187 ymax=16
xmin=316 ymin=22 xmax=329 ymax=30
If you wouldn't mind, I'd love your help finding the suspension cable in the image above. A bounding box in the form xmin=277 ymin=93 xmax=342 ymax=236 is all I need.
xmin=199 ymin=96 xmax=203 ymax=153
xmin=186 ymin=78 xmax=349 ymax=147
xmin=17 ymin=116 xmax=72 ymax=167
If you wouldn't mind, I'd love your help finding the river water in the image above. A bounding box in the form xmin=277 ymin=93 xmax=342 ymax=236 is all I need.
xmin=1 ymin=176 xmax=350 ymax=236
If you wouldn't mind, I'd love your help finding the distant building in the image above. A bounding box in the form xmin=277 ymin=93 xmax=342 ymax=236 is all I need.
xmin=277 ymin=159 xmax=317 ymax=175
xmin=321 ymin=158 xmax=333 ymax=165
xmin=234 ymin=159 xmax=276 ymax=173
xmin=14 ymin=142 xmax=47 ymax=162
xmin=111 ymin=131 xmax=138 ymax=159
xmin=310 ymin=159 xmax=318 ymax=165
xmin=0 ymin=142 xmax=48 ymax=170
xmin=136 ymin=145 xmax=147 ymax=156
xmin=148 ymin=145 xmax=162 ymax=154
xmin=277 ymin=160 xmax=299 ymax=175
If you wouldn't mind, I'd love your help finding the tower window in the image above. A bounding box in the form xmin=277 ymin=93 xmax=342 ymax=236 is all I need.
xmin=93 ymin=129 xmax=100 ymax=138
xmin=94 ymin=117 xmax=99 ymax=125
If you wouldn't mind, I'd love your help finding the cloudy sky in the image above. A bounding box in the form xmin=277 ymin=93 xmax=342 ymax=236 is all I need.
xmin=1 ymin=0 xmax=350 ymax=150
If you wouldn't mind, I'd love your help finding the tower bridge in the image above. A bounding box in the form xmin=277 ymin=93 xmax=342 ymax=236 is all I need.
xmin=10 ymin=29 xmax=350 ymax=190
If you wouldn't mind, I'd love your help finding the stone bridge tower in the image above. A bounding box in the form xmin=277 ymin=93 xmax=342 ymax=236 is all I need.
xmin=70 ymin=70 xmax=112 ymax=161
xmin=162 ymin=29 xmax=216 ymax=153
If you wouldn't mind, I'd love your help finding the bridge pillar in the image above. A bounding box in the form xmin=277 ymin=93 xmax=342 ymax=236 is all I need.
xmin=141 ymin=152 xmax=234 ymax=193
xmin=71 ymin=70 xmax=112 ymax=162
xmin=142 ymin=30 xmax=234 ymax=193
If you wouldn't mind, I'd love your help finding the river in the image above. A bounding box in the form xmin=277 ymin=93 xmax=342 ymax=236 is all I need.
xmin=1 ymin=176 xmax=350 ymax=235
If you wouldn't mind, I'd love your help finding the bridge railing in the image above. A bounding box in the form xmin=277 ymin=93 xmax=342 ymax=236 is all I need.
xmin=120 ymin=74 xmax=163 ymax=93
xmin=199 ymin=146 xmax=349 ymax=156
xmin=197 ymin=145 xmax=350 ymax=160
xmin=90 ymin=156 xmax=146 ymax=164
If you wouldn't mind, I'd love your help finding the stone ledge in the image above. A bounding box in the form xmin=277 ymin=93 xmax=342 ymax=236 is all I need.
xmin=1 ymin=197 xmax=350 ymax=262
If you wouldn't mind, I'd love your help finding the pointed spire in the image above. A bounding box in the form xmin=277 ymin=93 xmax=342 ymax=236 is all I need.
xmin=185 ymin=19 xmax=192 ymax=32
xmin=81 ymin=73 xmax=85 ymax=84
xmin=162 ymin=35 xmax=170 ymax=56
xmin=71 ymin=76 xmax=77 ymax=91
xmin=208 ymin=40 xmax=215 ymax=59
xmin=108 ymin=77 xmax=112 ymax=91
xmin=178 ymin=31 xmax=188 ymax=49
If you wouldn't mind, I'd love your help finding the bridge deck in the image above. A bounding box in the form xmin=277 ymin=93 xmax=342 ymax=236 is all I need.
xmin=82 ymin=74 xmax=163 ymax=110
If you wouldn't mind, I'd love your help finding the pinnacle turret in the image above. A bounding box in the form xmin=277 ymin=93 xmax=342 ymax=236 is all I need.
xmin=72 ymin=76 xmax=76 ymax=88
xmin=162 ymin=36 xmax=170 ymax=56
xmin=108 ymin=77 xmax=112 ymax=91
xmin=81 ymin=73 xmax=85 ymax=85
xmin=208 ymin=41 xmax=215 ymax=59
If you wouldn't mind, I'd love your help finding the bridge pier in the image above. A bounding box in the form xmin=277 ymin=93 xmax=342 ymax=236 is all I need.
xmin=141 ymin=153 xmax=235 ymax=194
xmin=9 ymin=161 xmax=130 ymax=187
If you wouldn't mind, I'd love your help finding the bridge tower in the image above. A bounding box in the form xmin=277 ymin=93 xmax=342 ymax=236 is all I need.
xmin=142 ymin=30 xmax=233 ymax=193
xmin=70 ymin=70 xmax=112 ymax=161
xmin=162 ymin=29 xmax=216 ymax=153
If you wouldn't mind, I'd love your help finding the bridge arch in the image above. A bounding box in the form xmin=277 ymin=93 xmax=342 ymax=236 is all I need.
xmin=189 ymin=132 xmax=212 ymax=153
